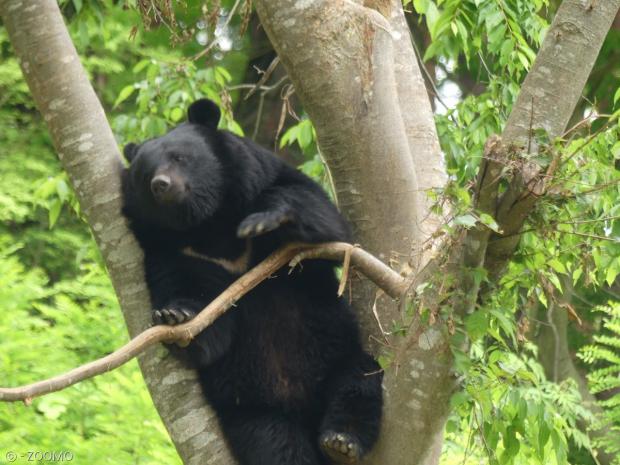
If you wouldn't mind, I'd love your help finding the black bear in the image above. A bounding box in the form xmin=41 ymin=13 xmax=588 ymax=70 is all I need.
xmin=121 ymin=99 xmax=383 ymax=465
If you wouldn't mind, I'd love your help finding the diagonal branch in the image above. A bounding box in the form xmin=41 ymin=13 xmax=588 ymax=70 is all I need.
xmin=0 ymin=242 xmax=407 ymax=403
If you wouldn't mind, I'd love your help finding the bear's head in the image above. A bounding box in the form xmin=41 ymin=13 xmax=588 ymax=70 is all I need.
xmin=122 ymin=99 xmax=226 ymax=230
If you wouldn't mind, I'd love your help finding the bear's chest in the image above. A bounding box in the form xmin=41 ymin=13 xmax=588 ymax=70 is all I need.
xmin=181 ymin=239 xmax=252 ymax=275
xmin=225 ymin=282 xmax=329 ymax=406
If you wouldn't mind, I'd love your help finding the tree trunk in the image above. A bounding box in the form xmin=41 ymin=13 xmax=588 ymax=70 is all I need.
xmin=254 ymin=2 xmax=452 ymax=464
xmin=0 ymin=1 xmax=234 ymax=464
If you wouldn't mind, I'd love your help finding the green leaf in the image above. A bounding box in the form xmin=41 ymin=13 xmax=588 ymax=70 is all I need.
xmin=606 ymin=261 xmax=619 ymax=286
xmin=501 ymin=425 xmax=520 ymax=463
xmin=454 ymin=214 xmax=477 ymax=228
xmin=37 ymin=396 xmax=68 ymax=420
xmin=297 ymin=120 xmax=314 ymax=149
xmin=170 ymin=107 xmax=184 ymax=122
xmin=48 ymin=199 xmax=62 ymax=229
xmin=612 ymin=141 xmax=620 ymax=159
xmin=548 ymin=273 xmax=563 ymax=292
xmin=537 ymin=419 xmax=551 ymax=458
xmin=114 ymin=85 xmax=136 ymax=108
xmin=132 ymin=59 xmax=150 ymax=73
xmin=413 ymin=0 xmax=429 ymax=14
xmin=279 ymin=125 xmax=299 ymax=148
xmin=55 ymin=178 xmax=69 ymax=203
xmin=517 ymin=51 xmax=530 ymax=70
xmin=479 ymin=213 xmax=501 ymax=232
xmin=425 ymin=2 xmax=441 ymax=39
xmin=465 ymin=311 xmax=488 ymax=341
xmin=548 ymin=259 xmax=567 ymax=274
xmin=537 ymin=289 xmax=548 ymax=308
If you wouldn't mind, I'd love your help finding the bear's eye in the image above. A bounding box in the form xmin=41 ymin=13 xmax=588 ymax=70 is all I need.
xmin=170 ymin=153 xmax=184 ymax=163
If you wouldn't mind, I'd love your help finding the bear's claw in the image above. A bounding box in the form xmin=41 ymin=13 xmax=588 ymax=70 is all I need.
xmin=153 ymin=307 xmax=196 ymax=326
xmin=236 ymin=211 xmax=291 ymax=238
xmin=319 ymin=431 xmax=361 ymax=465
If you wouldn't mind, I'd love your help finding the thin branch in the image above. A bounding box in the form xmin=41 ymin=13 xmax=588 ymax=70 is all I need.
xmin=0 ymin=242 xmax=408 ymax=403
xmin=244 ymin=56 xmax=281 ymax=100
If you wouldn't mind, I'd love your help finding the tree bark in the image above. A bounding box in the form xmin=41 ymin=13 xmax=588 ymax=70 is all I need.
xmin=0 ymin=1 xmax=234 ymax=464
xmin=386 ymin=0 xmax=446 ymax=256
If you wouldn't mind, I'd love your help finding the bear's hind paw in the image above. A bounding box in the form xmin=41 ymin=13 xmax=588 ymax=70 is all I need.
xmin=319 ymin=431 xmax=361 ymax=465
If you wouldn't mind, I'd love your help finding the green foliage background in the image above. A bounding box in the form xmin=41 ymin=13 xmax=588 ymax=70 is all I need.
xmin=0 ymin=1 xmax=619 ymax=464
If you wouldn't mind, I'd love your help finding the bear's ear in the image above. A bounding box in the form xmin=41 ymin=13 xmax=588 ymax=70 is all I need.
xmin=123 ymin=142 xmax=139 ymax=163
xmin=187 ymin=99 xmax=221 ymax=129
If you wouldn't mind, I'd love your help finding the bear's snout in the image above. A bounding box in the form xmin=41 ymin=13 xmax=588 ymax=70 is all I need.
xmin=151 ymin=174 xmax=171 ymax=196
xmin=150 ymin=173 xmax=185 ymax=204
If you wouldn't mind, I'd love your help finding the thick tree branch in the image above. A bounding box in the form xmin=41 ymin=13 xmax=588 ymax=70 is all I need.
xmin=485 ymin=0 xmax=620 ymax=277
xmin=385 ymin=0 xmax=447 ymax=255
xmin=0 ymin=242 xmax=407 ymax=402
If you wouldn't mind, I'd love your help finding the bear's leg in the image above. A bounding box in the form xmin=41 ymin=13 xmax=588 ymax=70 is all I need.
xmin=219 ymin=408 xmax=327 ymax=465
xmin=319 ymin=353 xmax=383 ymax=464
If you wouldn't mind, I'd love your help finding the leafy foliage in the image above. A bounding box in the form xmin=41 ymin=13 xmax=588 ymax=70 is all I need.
xmin=579 ymin=303 xmax=620 ymax=463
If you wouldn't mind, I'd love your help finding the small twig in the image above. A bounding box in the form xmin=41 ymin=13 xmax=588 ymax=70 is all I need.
xmin=227 ymin=79 xmax=287 ymax=93
xmin=0 ymin=242 xmax=408 ymax=403
xmin=244 ymin=56 xmax=280 ymax=100
xmin=410 ymin=34 xmax=454 ymax=115
xmin=560 ymin=115 xmax=617 ymax=167
xmin=372 ymin=289 xmax=390 ymax=344
xmin=560 ymin=230 xmax=619 ymax=243
xmin=337 ymin=244 xmax=353 ymax=296
xmin=252 ymin=92 xmax=265 ymax=140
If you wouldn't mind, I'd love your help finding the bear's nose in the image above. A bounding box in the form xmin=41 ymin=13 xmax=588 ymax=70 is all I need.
xmin=151 ymin=174 xmax=171 ymax=196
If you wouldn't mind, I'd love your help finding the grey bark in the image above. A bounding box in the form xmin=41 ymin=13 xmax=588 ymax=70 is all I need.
xmin=0 ymin=1 xmax=234 ymax=464
xmin=387 ymin=0 xmax=447 ymax=256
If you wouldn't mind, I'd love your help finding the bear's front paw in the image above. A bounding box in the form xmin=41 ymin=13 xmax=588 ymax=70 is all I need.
xmin=237 ymin=211 xmax=291 ymax=238
xmin=319 ymin=431 xmax=362 ymax=464
xmin=153 ymin=306 xmax=197 ymax=326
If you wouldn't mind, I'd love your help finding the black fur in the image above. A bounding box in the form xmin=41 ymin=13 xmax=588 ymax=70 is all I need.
xmin=121 ymin=99 xmax=383 ymax=465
